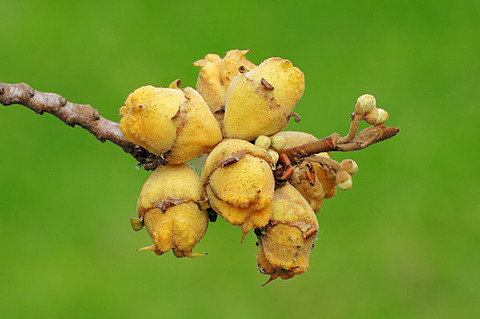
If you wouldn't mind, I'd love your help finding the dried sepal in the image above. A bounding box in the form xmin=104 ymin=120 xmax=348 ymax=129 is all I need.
xmin=256 ymin=183 xmax=319 ymax=284
xmin=201 ymin=139 xmax=275 ymax=239
xmin=119 ymin=84 xmax=222 ymax=164
xmin=223 ymin=58 xmax=305 ymax=141
xmin=193 ymin=49 xmax=256 ymax=120
xmin=136 ymin=164 xmax=208 ymax=258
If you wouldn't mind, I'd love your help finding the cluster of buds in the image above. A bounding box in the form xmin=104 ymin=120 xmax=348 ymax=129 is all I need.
xmin=121 ymin=50 xmax=397 ymax=285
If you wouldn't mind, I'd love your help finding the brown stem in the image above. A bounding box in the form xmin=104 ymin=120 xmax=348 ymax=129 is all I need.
xmin=278 ymin=125 xmax=399 ymax=165
xmin=0 ymin=82 xmax=164 ymax=170
xmin=302 ymin=155 xmax=343 ymax=172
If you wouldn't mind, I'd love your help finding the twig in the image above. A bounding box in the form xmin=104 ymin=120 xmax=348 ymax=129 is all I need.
xmin=0 ymin=82 xmax=399 ymax=171
xmin=278 ymin=125 xmax=400 ymax=165
xmin=0 ymin=82 xmax=164 ymax=170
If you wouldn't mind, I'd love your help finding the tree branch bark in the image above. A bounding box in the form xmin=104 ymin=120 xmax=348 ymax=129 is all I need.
xmin=0 ymin=82 xmax=399 ymax=172
xmin=0 ymin=82 xmax=165 ymax=170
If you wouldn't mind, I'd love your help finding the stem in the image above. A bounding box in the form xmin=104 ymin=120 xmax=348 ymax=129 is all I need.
xmin=278 ymin=125 xmax=399 ymax=165
xmin=0 ymin=82 xmax=164 ymax=170
xmin=0 ymin=82 xmax=400 ymax=171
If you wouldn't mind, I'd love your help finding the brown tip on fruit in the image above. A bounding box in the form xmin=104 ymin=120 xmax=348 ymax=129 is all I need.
xmin=261 ymin=78 xmax=274 ymax=90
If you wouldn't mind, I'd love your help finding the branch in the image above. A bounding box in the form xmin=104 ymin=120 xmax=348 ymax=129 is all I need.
xmin=0 ymin=82 xmax=164 ymax=170
xmin=278 ymin=125 xmax=400 ymax=165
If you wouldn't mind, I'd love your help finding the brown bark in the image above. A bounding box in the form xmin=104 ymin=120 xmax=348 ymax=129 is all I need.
xmin=0 ymin=82 xmax=399 ymax=171
xmin=0 ymin=82 xmax=165 ymax=170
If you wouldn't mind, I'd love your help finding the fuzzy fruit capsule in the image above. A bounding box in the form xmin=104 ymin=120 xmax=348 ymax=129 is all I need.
xmin=223 ymin=57 xmax=305 ymax=141
xmin=119 ymin=84 xmax=223 ymax=164
xmin=256 ymin=183 xmax=319 ymax=284
xmin=201 ymin=139 xmax=275 ymax=239
xmin=193 ymin=49 xmax=256 ymax=120
xmin=135 ymin=164 xmax=208 ymax=258
xmin=277 ymin=131 xmax=337 ymax=211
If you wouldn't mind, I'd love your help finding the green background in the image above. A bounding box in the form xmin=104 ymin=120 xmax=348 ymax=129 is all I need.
xmin=1 ymin=0 xmax=478 ymax=318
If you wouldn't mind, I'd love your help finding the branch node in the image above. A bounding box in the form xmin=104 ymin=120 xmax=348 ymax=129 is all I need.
xmin=58 ymin=96 xmax=67 ymax=107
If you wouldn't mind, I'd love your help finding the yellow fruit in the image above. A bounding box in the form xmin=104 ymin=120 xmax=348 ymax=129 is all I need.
xmin=256 ymin=183 xmax=319 ymax=284
xmin=119 ymin=83 xmax=223 ymax=164
xmin=201 ymin=139 xmax=275 ymax=239
xmin=193 ymin=49 xmax=256 ymax=120
xmin=135 ymin=164 xmax=208 ymax=258
xmin=223 ymin=57 xmax=305 ymax=141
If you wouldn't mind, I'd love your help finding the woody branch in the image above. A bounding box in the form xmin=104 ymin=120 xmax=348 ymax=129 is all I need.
xmin=0 ymin=82 xmax=399 ymax=171
xmin=0 ymin=82 xmax=165 ymax=170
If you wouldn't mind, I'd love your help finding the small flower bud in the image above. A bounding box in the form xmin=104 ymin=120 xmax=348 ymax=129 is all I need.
xmin=335 ymin=170 xmax=353 ymax=190
xmin=270 ymin=134 xmax=287 ymax=150
xmin=267 ymin=149 xmax=279 ymax=165
xmin=364 ymin=107 xmax=389 ymax=125
xmin=255 ymin=135 xmax=271 ymax=149
xmin=376 ymin=108 xmax=389 ymax=124
xmin=340 ymin=159 xmax=358 ymax=175
xmin=357 ymin=94 xmax=376 ymax=114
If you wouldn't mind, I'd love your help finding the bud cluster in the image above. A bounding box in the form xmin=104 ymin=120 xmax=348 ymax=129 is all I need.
xmin=121 ymin=50 xmax=394 ymax=285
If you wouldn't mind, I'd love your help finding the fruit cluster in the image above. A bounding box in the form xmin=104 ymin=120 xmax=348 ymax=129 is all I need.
xmin=121 ymin=50 xmax=391 ymax=284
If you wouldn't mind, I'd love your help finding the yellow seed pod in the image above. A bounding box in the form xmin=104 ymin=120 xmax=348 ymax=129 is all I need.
xmin=223 ymin=57 xmax=305 ymax=141
xmin=276 ymin=131 xmax=335 ymax=210
xmin=135 ymin=164 xmax=208 ymax=258
xmin=201 ymin=139 xmax=275 ymax=239
xmin=257 ymin=183 xmax=319 ymax=284
xmin=193 ymin=49 xmax=256 ymax=120
xmin=119 ymin=83 xmax=223 ymax=164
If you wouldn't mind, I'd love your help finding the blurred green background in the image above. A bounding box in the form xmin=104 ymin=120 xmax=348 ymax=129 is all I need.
xmin=1 ymin=0 xmax=478 ymax=318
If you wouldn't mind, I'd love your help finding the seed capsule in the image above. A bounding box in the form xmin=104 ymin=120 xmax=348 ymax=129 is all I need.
xmin=277 ymin=131 xmax=337 ymax=211
xmin=135 ymin=164 xmax=208 ymax=258
xmin=223 ymin=57 xmax=305 ymax=141
xmin=201 ymin=139 xmax=275 ymax=239
xmin=193 ymin=49 xmax=256 ymax=120
xmin=256 ymin=183 xmax=319 ymax=284
xmin=119 ymin=83 xmax=223 ymax=164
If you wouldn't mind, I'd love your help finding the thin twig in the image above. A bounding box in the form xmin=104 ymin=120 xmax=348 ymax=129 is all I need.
xmin=0 ymin=82 xmax=164 ymax=170
xmin=278 ymin=125 xmax=399 ymax=165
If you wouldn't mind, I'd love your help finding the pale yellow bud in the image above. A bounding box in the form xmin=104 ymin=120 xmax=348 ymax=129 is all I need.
xmin=255 ymin=135 xmax=271 ymax=149
xmin=340 ymin=159 xmax=359 ymax=175
xmin=270 ymin=134 xmax=287 ymax=150
xmin=335 ymin=170 xmax=352 ymax=190
xmin=357 ymin=94 xmax=376 ymax=114
xmin=364 ymin=107 xmax=389 ymax=125
xmin=267 ymin=149 xmax=279 ymax=165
